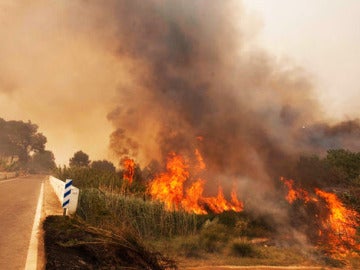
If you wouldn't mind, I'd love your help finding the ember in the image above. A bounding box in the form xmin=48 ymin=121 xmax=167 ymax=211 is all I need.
xmin=149 ymin=150 xmax=243 ymax=214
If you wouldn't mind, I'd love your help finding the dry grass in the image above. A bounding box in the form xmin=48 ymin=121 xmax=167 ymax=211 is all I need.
xmin=43 ymin=215 xmax=177 ymax=269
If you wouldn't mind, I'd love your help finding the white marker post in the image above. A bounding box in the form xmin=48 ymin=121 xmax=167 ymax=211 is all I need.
xmin=62 ymin=179 xmax=72 ymax=216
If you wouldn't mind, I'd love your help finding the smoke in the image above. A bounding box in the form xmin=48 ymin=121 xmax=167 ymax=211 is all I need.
xmin=99 ymin=1 xmax=359 ymax=180
xmin=0 ymin=1 xmax=123 ymax=164
xmin=1 ymin=0 xmax=359 ymax=221
xmin=97 ymin=0 xmax=360 ymax=230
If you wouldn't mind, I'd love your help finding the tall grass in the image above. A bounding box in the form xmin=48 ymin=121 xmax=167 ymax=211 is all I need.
xmin=53 ymin=166 xmax=272 ymax=247
xmin=54 ymin=166 xmax=123 ymax=191
xmin=54 ymin=166 xmax=200 ymax=238
xmin=77 ymin=188 xmax=199 ymax=238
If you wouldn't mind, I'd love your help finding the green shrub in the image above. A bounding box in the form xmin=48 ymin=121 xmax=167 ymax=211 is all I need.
xmin=217 ymin=211 xmax=241 ymax=227
xmin=54 ymin=166 xmax=123 ymax=191
xmin=178 ymin=236 xmax=201 ymax=257
xmin=199 ymin=219 xmax=229 ymax=252
xmin=231 ymin=240 xmax=257 ymax=257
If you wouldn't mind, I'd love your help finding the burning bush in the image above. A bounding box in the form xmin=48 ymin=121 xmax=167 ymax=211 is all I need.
xmin=281 ymin=177 xmax=360 ymax=258
xmin=149 ymin=151 xmax=243 ymax=214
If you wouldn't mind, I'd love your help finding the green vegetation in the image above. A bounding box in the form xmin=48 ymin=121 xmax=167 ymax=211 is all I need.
xmin=0 ymin=117 xmax=55 ymax=173
xmin=52 ymin=148 xmax=360 ymax=268
xmin=91 ymin=159 xmax=116 ymax=173
xmin=54 ymin=160 xmax=146 ymax=195
xmin=77 ymin=188 xmax=198 ymax=238
xmin=69 ymin=150 xmax=90 ymax=168
xmin=287 ymin=149 xmax=360 ymax=215
xmin=230 ymin=240 xmax=258 ymax=257
xmin=54 ymin=166 xmax=122 ymax=191
xmin=288 ymin=149 xmax=360 ymax=188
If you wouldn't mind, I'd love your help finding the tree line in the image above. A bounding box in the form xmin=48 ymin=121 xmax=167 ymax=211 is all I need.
xmin=68 ymin=150 xmax=116 ymax=173
xmin=0 ymin=117 xmax=55 ymax=172
xmin=2 ymin=116 xmax=359 ymax=190
xmin=287 ymin=149 xmax=360 ymax=188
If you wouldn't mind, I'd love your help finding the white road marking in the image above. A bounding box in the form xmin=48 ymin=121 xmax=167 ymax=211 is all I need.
xmin=0 ymin=178 xmax=20 ymax=184
xmin=24 ymin=180 xmax=44 ymax=270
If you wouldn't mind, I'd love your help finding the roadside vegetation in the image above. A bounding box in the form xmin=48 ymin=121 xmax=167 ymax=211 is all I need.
xmin=0 ymin=117 xmax=55 ymax=174
xmin=50 ymin=148 xmax=360 ymax=268
xmin=3 ymin=119 xmax=359 ymax=268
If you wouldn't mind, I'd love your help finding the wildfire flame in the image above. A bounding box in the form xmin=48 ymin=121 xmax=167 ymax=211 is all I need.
xmin=122 ymin=157 xmax=135 ymax=184
xmin=315 ymin=188 xmax=360 ymax=255
xmin=149 ymin=151 xmax=243 ymax=214
xmin=281 ymin=177 xmax=360 ymax=257
xmin=280 ymin=177 xmax=313 ymax=203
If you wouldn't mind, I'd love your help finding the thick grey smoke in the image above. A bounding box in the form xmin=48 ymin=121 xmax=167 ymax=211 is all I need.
xmin=97 ymin=0 xmax=359 ymax=188
xmin=1 ymin=0 xmax=358 ymax=200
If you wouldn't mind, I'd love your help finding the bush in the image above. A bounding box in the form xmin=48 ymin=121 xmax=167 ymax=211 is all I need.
xmin=91 ymin=160 xmax=116 ymax=173
xmin=54 ymin=166 xmax=123 ymax=191
xmin=199 ymin=219 xmax=229 ymax=252
xmin=231 ymin=240 xmax=257 ymax=257
xmin=178 ymin=236 xmax=201 ymax=257
xmin=217 ymin=210 xmax=241 ymax=227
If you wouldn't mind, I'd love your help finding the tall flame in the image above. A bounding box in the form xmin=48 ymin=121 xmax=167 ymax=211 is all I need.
xmin=148 ymin=152 xmax=189 ymax=210
xmin=280 ymin=177 xmax=313 ymax=203
xmin=149 ymin=150 xmax=243 ymax=214
xmin=281 ymin=177 xmax=360 ymax=257
xmin=315 ymin=188 xmax=360 ymax=255
xmin=122 ymin=157 xmax=135 ymax=184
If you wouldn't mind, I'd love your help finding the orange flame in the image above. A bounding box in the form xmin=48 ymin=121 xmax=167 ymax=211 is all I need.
xmin=122 ymin=158 xmax=135 ymax=184
xmin=315 ymin=188 xmax=360 ymax=255
xmin=148 ymin=152 xmax=189 ymax=210
xmin=202 ymin=185 xmax=243 ymax=213
xmin=194 ymin=148 xmax=206 ymax=171
xmin=281 ymin=177 xmax=360 ymax=257
xmin=280 ymin=177 xmax=313 ymax=203
xmin=149 ymin=151 xmax=243 ymax=214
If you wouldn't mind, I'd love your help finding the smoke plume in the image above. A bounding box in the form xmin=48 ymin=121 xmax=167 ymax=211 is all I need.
xmin=1 ymin=1 xmax=359 ymax=215
xmin=98 ymin=0 xmax=359 ymax=184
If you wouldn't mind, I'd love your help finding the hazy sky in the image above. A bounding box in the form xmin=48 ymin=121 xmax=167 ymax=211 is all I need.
xmin=0 ymin=1 xmax=359 ymax=165
xmin=243 ymin=0 xmax=360 ymax=120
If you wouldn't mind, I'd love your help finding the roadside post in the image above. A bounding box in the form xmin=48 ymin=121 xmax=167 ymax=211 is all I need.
xmin=62 ymin=179 xmax=73 ymax=216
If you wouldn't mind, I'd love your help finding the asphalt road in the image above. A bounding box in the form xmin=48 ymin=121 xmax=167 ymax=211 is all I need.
xmin=0 ymin=175 xmax=43 ymax=270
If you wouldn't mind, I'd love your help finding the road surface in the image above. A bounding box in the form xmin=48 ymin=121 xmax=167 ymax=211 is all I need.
xmin=0 ymin=175 xmax=44 ymax=270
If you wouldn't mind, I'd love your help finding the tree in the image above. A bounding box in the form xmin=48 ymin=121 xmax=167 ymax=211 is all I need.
xmin=325 ymin=149 xmax=360 ymax=183
xmin=91 ymin=160 xmax=116 ymax=173
xmin=28 ymin=150 xmax=56 ymax=173
xmin=292 ymin=155 xmax=329 ymax=188
xmin=69 ymin=151 xmax=90 ymax=167
xmin=0 ymin=117 xmax=48 ymax=167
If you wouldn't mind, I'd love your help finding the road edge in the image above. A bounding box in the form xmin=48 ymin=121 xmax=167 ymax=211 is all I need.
xmin=24 ymin=180 xmax=44 ymax=270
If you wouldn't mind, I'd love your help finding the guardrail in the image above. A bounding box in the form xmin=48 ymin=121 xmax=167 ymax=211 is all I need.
xmin=49 ymin=176 xmax=79 ymax=215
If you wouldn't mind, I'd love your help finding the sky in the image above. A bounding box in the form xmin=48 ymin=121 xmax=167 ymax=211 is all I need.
xmin=0 ymin=1 xmax=359 ymax=165
xmin=243 ymin=0 xmax=360 ymax=120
